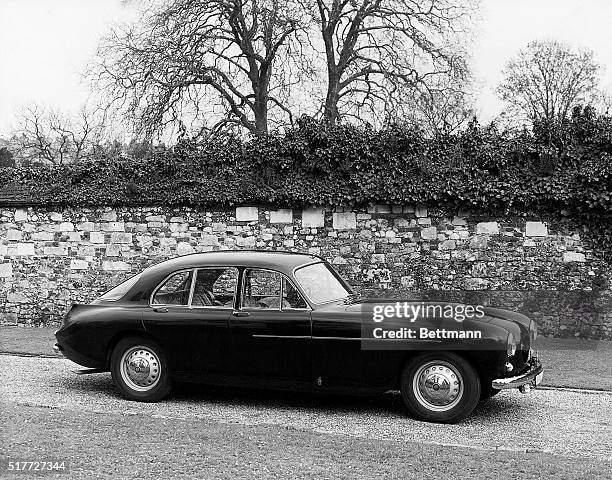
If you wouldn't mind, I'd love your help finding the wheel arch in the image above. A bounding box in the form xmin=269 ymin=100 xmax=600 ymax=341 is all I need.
xmin=396 ymin=349 xmax=503 ymax=389
xmin=105 ymin=330 xmax=159 ymax=369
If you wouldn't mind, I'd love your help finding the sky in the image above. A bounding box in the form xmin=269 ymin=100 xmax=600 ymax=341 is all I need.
xmin=0 ymin=0 xmax=611 ymax=136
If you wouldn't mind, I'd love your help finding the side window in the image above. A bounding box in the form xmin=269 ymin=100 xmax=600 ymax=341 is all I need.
xmin=242 ymin=269 xmax=281 ymax=309
xmin=192 ymin=268 xmax=238 ymax=307
xmin=152 ymin=270 xmax=193 ymax=306
xmin=282 ymin=278 xmax=308 ymax=309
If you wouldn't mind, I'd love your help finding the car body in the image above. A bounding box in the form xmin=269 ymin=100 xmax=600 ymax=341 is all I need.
xmin=55 ymin=250 xmax=543 ymax=423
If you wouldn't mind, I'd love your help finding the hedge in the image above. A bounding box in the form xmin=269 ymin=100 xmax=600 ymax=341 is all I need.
xmin=1 ymin=114 xmax=611 ymax=259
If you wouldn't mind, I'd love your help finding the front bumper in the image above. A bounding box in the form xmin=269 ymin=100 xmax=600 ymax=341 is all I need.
xmin=492 ymin=357 xmax=543 ymax=392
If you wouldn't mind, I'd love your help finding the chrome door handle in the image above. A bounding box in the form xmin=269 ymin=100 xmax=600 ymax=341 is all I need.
xmin=153 ymin=307 xmax=168 ymax=313
xmin=232 ymin=311 xmax=250 ymax=317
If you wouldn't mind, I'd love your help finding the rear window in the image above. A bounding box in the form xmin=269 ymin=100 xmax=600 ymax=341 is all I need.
xmin=98 ymin=273 xmax=143 ymax=301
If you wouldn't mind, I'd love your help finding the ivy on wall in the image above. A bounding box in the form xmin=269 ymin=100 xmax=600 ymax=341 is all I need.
xmin=1 ymin=114 xmax=611 ymax=259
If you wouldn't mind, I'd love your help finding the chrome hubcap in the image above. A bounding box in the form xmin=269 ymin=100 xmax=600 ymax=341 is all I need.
xmin=120 ymin=346 xmax=161 ymax=392
xmin=413 ymin=361 xmax=464 ymax=412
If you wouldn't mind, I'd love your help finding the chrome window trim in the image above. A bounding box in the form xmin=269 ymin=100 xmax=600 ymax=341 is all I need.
xmin=189 ymin=266 xmax=240 ymax=310
xmin=239 ymin=267 xmax=312 ymax=312
xmin=292 ymin=261 xmax=352 ymax=306
xmin=149 ymin=268 xmax=195 ymax=307
xmin=149 ymin=265 xmax=239 ymax=309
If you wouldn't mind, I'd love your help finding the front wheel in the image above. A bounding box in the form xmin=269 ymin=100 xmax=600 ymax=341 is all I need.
xmin=400 ymin=352 xmax=480 ymax=423
xmin=110 ymin=336 xmax=172 ymax=402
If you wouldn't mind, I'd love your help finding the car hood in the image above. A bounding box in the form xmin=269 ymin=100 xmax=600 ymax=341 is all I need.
xmin=337 ymin=299 xmax=532 ymax=346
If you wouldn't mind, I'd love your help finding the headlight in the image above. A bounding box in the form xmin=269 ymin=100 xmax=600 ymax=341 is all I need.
xmin=529 ymin=320 xmax=538 ymax=341
xmin=507 ymin=332 xmax=517 ymax=357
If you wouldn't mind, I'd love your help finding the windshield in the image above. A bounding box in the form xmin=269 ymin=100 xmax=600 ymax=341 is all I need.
xmin=98 ymin=273 xmax=143 ymax=301
xmin=294 ymin=262 xmax=351 ymax=304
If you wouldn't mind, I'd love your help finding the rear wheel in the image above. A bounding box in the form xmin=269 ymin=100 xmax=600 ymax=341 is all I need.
xmin=110 ymin=336 xmax=172 ymax=402
xmin=400 ymin=352 xmax=480 ymax=423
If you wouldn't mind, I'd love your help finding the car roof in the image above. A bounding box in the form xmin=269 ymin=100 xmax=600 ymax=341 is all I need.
xmin=144 ymin=250 xmax=324 ymax=277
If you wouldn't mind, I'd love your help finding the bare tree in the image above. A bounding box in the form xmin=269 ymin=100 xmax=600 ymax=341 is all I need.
xmin=497 ymin=40 xmax=601 ymax=127
xmin=309 ymin=0 xmax=477 ymax=125
xmin=11 ymin=105 xmax=106 ymax=165
xmin=387 ymin=77 xmax=474 ymax=135
xmin=94 ymin=0 xmax=314 ymax=139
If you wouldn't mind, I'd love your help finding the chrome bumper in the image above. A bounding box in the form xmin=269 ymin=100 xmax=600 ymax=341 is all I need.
xmin=492 ymin=358 xmax=543 ymax=393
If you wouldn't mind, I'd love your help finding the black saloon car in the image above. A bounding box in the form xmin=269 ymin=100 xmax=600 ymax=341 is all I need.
xmin=55 ymin=251 xmax=543 ymax=423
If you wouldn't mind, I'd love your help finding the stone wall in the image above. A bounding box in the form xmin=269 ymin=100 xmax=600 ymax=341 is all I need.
xmin=1 ymin=205 xmax=610 ymax=338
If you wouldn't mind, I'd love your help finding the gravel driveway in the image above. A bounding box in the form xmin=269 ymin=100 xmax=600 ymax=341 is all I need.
xmin=1 ymin=354 xmax=611 ymax=478
xmin=2 ymin=355 xmax=612 ymax=457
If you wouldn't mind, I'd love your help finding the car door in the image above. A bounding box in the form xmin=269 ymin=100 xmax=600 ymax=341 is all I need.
xmin=311 ymin=307 xmax=369 ymax=392
xmin=229 ymin=268 xmax=312 ymax=389
xmin=142 ymin=267 xmax=237 ymax=378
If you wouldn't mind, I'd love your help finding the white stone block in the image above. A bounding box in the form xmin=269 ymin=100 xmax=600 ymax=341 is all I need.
xmin=235 ymin=206 xmax=258 ymax=222
xmin=372 ymin=204 xmax=391 ymax=214
xmin=269 ymin=209 xmax=293 ymax=224
xmin=415 ymin=205 xmax=428 ymax=217
xmin=177 ymin=242 xmax=195 ymax=256
xmin=105 ymin=244 xmax=121 ymax=257
xmin=439 ymin=240 xmax=457 ymax=250
xmin=100 ymin=222 xmax=125 ymax=232
xmin=67 ymin=232 xmax=82 ymax=242
xmin=77 ymin=222 xmax=96 ymax=232
xmin=100 ymin=210 xmax=118 ymax=222
xmin=200 ymin=235 xmax=219 ymax=246
xmin=563 ymin=252 xmax=586 ymax=263
xmin=49 ymin=212 xmax=63 ymax=221
xmin=110 ymin=232 xmax=133 ymax=244
xmin=16 ymin=243 xmax=35 ymax=256
xmin=14 ymin=209 xmax=27 ymax=222
xmin=420 ymin=227 xmax=438 ymax=240
xmin=476 ymin=222 xmax=500 ymax=235
xmin=90 ymin=232 xmax=105 ymax=244
xmin=332 ymin=212 xmax=357 ymax=230
xmin=43 ymin=246 xmax=67 ymax=256
xmin=102 ymin=261 xmax=131 ymax=271
xmin=6 ymin=229 xmax=22 ymax=241
xmin=8 ymin=292 xmax=28 ymax=303
xmin=302 ymin=208 xmax=325 ymax=228
xmin=0 ymin=262 xmax=12 ymax=278
xmin=525 ymin=221 xmax=548 ymax=237
xmin=145 ymin=215 xmax=166 ymax=222
xmin=70 ymin=259 xmax=89 ymax=270
xmin=371 ymin=254 xmax=386 ymax=263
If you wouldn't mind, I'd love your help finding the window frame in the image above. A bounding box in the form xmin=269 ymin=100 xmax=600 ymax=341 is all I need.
xmin=292 ymin=261 xmax=352 ymax=306
xmin=149 ymin=268 xmax=194 ymax=307
xmin=190 ymin=266 xmax=240 ymax=310
xmin=240 ymin=267 xmax=311 ymax=312
xmin=149 ymin=266 xmax=239 ymax=310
